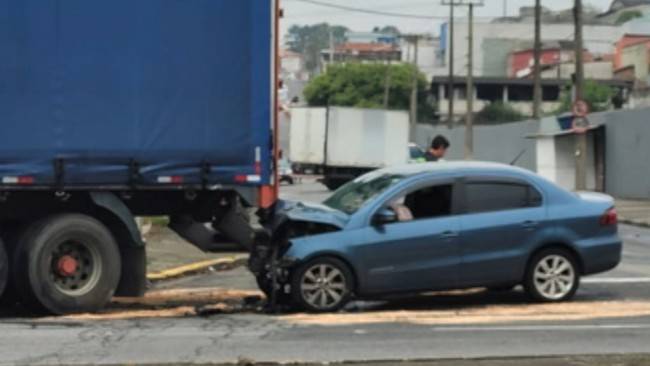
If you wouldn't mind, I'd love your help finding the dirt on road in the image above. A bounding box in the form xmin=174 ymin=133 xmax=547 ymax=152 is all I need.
xmin=46 ymin=285 xmax=650 ymax=328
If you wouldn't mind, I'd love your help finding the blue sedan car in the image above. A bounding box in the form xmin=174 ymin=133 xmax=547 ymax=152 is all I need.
xmin=251 ymin=162 xmax=622 ymax=313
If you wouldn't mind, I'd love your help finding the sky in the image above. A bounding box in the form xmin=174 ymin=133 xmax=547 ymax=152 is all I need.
xmin=280 ymin=0 xmax=615 ymax=38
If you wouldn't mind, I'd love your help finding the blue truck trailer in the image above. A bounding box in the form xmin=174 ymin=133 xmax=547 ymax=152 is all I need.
xmin=0 ymin=0 xmax=279 ymax=314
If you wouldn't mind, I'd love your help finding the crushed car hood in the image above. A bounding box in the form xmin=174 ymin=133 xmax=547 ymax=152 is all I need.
xmin=275 ymin=200 xmax=349 ymax=229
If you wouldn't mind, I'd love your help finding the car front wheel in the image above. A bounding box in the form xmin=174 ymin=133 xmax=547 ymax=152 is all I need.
xmin=524 ymin=248 xmax=580 ymax=302
xmin=291 ymin=257 xmax=354 ymax=313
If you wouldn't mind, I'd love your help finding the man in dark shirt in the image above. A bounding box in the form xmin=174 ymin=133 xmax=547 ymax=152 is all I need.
xmin=424 ymin=135 xmax=450 ymax=162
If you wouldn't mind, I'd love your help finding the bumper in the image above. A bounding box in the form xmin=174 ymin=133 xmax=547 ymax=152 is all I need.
xmin=580 ymin=238 xmax=623 ymax=275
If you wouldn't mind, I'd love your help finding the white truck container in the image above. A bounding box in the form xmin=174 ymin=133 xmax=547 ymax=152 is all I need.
xmin=289 ymin=107 xmax=327 ymax=167
xmin=289 ymin=107 xmax=410 ymax=190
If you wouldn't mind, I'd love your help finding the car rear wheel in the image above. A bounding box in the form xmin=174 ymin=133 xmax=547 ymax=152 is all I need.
xmin=13 ymin=214 xmax=122 ymax=314
xmin=0 ymin=239 xmax=8 ymax=299
xmin=291 ymin=257 xmax=353 ymax=313
xmin=524 ymin=248 xmax=580 ymax=302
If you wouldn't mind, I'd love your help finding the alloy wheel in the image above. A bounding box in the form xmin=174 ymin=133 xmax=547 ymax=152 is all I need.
xmin=533 ymin=254 xmax=575 ymax=300
xmin=300 ymin=264 xmax=347 ymax=310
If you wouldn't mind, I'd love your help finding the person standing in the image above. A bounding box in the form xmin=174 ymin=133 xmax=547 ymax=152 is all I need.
xmin=425 ymin=135 xmax=450 ymax=162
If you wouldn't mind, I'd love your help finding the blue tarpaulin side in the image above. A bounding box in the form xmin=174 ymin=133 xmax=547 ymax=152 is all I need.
xmin=0 ymin=0 xmax=273 ymax=186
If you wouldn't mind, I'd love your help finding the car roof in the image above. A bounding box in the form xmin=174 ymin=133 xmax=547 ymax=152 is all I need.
xmin=375 ymin=161 xmax=533 ymax=179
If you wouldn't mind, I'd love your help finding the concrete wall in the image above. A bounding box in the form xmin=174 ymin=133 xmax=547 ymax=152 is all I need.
xmin=417 ymin=108 xmax=650 ymax=199
xmin=536 ymin=134 xmax=597 ymax=192
xmin=482 ymin=38 xmax=520 ymax=77
xmin=415 ymin=120 xmax=540 ymax=172
xmin=540 ymin=61 xmax=614 ymax=80
xmin=400 ymin=37 xmax=440 ymax=81
xmin=621 ymin=42 xmax=649 ymax=83
xmin=595 ymin=108 xmax=650 ymax=199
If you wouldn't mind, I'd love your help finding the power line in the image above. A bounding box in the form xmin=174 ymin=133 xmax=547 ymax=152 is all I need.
xmin=285 ymin=0 xmax=501 ymax=23
xmin=286 ymin=0 xmax=448 ymax=20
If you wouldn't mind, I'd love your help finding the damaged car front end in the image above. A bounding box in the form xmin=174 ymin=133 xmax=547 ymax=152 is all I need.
xmin=248 ymin=200 xmax=348 ymax=308
xmin=249 ymin=171 xmax=408 ymax=311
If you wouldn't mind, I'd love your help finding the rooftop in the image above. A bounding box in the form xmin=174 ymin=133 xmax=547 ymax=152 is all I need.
xmin=334 ymin=42 xmax=399 ymax=54
xmin=511 ymin=41 xmax=577 ymax=53
xmin=598 ymin=0 xmax=650 ymax=17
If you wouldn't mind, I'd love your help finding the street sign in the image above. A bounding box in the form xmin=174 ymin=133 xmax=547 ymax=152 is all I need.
xmin=572 ymin=116 xmax=590 ymax=134
xmin=572 ymin=100 xmax=589 ymax=118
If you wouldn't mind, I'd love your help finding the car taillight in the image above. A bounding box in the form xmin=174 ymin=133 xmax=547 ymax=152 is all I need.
xmin=600 ymin=208 xmax=618 ymax=226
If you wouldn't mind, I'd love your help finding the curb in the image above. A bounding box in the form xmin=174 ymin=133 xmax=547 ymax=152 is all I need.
xmin=619 ymin=216 xmax=650 ymax=229
xmin=146 ymin=255 xmax=248 ymax=282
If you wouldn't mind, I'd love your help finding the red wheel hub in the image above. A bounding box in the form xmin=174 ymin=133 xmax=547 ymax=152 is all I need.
xmin=57 ymin=255 xmax=78 ymax=277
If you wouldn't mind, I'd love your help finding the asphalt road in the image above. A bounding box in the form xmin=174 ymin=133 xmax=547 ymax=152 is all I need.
xmin=1 ymin=181 xmax=650 ymax=365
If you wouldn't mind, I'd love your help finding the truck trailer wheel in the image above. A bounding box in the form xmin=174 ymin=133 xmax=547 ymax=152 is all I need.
xmin=13 ymin=214 xmax=122 ymax=315
xmin=0 ymin=239 xmax=7 ymax=299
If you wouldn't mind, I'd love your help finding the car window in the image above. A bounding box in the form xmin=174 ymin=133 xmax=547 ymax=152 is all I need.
xmin=324 ymin=173 xmax=405 ymax=215
xmin=386 ymin=184 xmax=454 ymax=222
xmin=465 ymin=182 xmax=542 ymax=214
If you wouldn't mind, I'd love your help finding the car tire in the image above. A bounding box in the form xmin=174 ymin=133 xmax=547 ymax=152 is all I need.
xmin=291 ymin=257 xmax=354 ymax=313
xmin=524 ymin=248 xmax=580 ymax=302
xmin=13 ymin=214 xmax=122 ymax=315
xmin=0 ymin=239 xmax=7 ymax=299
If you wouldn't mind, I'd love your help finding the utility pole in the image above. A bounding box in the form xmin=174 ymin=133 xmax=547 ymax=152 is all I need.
xmin=465 ymin=2 xmax=475 ymax=159
xmin=383 ymin=59 xmax=392 ymax=108
xmin=328 ymin=29 xmax=335 ymax=71
xmin=409 ymin=35 xmax=420 ymax=139
xmin=574 ymin=0 xmax=587 ymax=190
xmin=448 ymin=3 xmax=455 ymax=128
xmin=503 ymin=0 xmax=508 ymax=17
xmin=533 ymin=0 xmax=542 ymax=119
xmin=442 ymin=0 xmax=482 ymax=150
xmin=442 ymin=1 xmax=458 ymax=129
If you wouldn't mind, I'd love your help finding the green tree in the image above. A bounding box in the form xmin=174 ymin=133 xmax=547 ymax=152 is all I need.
xmin=616 ymin=10 xmax=643 ymax=25
xmin=476 ymin=102 xmax=526 ymax=124
xmin=303 ymin=63 xmax=435 ymax=121
xmin=287 ymin=23 xmax=348 ymax=72
xmin=556 ymin=80 xmax=615 ymax=114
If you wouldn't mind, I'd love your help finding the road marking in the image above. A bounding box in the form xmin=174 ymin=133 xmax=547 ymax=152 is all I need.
xmin=432 ymin=324 xmax=650 ymax=332
xmin=583 ymin=277 xmax=650 ymax=284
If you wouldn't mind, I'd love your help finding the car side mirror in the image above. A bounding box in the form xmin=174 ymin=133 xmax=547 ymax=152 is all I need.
xmin=373 ymin=208 xmax=398 ymax=226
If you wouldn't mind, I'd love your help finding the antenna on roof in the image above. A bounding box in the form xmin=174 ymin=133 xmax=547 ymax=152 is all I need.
xmin=510 ymin=149 xmax=527 ymax=166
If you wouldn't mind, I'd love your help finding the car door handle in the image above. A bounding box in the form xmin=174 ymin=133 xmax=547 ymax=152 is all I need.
xmin=521 ymin=220 xmax=539 ymax=229
xmin=441 ymin=231 xmax=459 ymax=239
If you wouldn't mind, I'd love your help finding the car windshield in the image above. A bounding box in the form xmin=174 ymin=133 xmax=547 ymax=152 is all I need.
xmin=323 ymin=173 xmax=405 ymax=214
